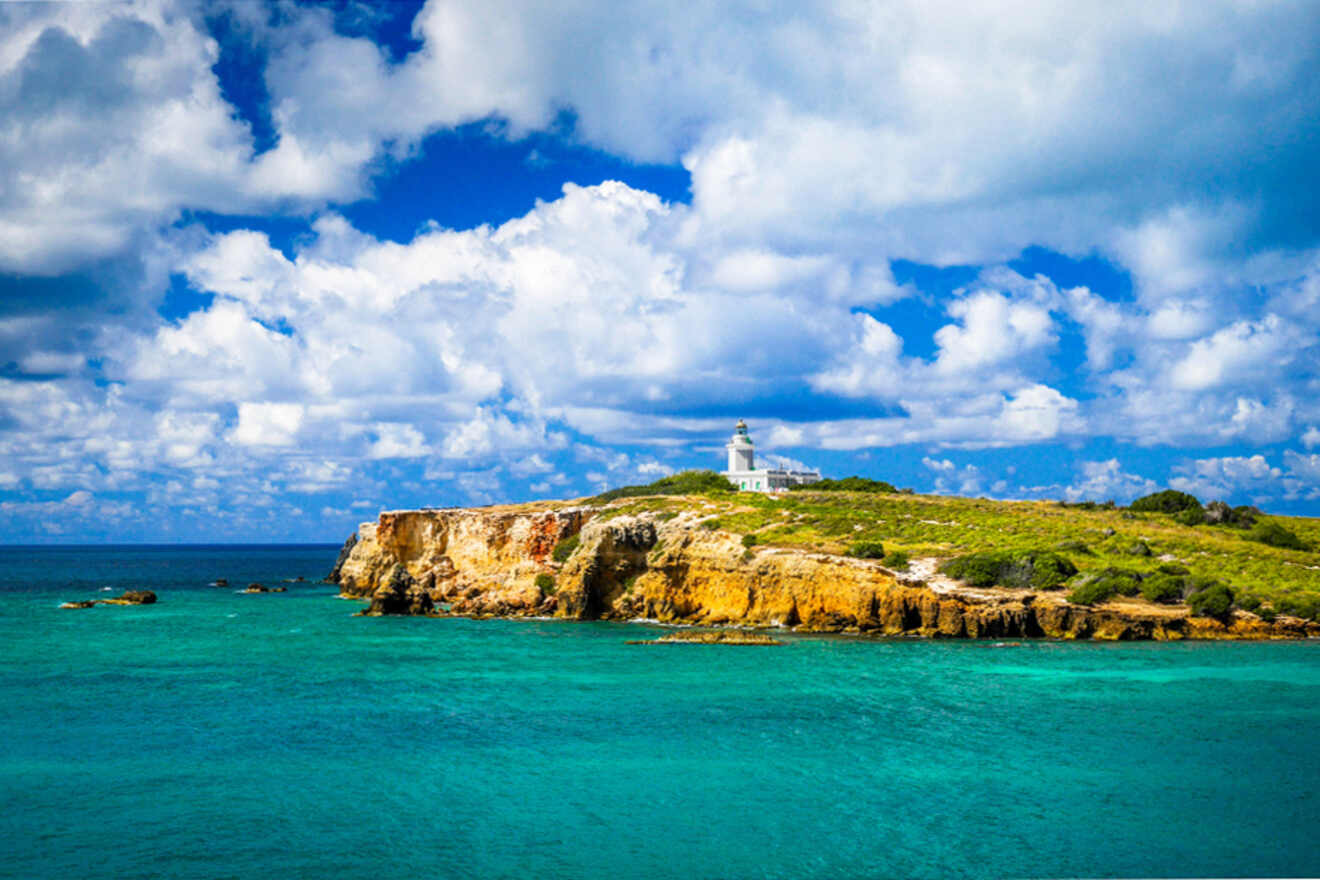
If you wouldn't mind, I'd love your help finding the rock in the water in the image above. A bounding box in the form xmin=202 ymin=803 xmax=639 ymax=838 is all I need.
xmin=362 ymin=564 xmax=434 ymax=616
xmin=627 ymin=630 xmax=784 ymax=645
xmin=245 ymin=583 xmax=269 ymax=593
xmin=99 ymin=590 xmax=157 ymax=605
xmin=213 ymin=578 xmax=229 ymax=587
xmin=59 ymin=600 xmax=97 ymax=609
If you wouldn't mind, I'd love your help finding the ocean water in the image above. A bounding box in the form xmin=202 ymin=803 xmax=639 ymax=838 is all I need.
xmin=1 ymin=545 xmax=1318 ymax=880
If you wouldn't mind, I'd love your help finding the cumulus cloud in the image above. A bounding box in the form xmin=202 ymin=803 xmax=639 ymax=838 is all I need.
xmin=1170 ymin=454 xmax=1283 ymax=501
xmin=1061 ymin=460 xmax=1158 ymax=504
xmin=3 ymin=1 xmax=1320 ymax=535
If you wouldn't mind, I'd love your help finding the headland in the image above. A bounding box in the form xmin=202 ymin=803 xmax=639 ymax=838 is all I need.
xmin=328 ymin=478 xmax=1320 ymax=640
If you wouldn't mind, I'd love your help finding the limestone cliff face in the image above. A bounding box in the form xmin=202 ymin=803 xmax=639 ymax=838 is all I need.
xmin=333 ymin=506 xmax=592 ymax=615
xmin=331 ymin=506 xmax=1320 ymax=640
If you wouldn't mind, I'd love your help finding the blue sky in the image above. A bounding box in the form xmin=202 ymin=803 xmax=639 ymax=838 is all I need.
xmin=2 ymin=0 xmax=1320 ymax=542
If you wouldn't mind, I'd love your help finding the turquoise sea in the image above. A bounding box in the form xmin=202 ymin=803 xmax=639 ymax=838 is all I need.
xmin=2 ymin=544 xmax=1318 ymax=879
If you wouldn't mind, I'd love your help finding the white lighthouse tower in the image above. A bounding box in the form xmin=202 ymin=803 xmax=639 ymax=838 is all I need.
xmin=721 ymin=419 xmax=820 ymax=492
xmin=727 ymin=419 xmax=755 ymax=472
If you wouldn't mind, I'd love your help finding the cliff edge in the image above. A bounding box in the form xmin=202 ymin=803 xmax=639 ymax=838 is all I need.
xmin=330 ymin=500 xmax=1319 ymax=640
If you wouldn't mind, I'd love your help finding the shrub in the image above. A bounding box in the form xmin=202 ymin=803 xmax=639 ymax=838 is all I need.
xmin=1055 ymin=500 xmax=1116 ymax=511
xmin=741 ymin=533 xmax=759 ymax=548
xmin=1157 ymin=563 xmax=1190 ymax=576
xmin=1054 ymin=539 xmax=1094 ymax=555
xmin=1140 ymin=573 xmax=1184 ymax=604
xmin=1187 ymin=583 xmax=1234 ymax=619
xmin=1069 ymin=579 xmax=1116 ymax=605
xmin=1129 ymin=490 xmax=1203 ymax=514
xmin=1274 ymin=595 xmax=1320 ymax=621
xmin=1173 ymin=508 xmax=1206 ymax=526
xmin=1231 ymin=506 xmax=1261 ymax=528
xmin=846 ymin=540 xmax=886 ymax=559
xmin=1183 ymin=575 xmax=1219 ymax=598
xmin=550 ymin=534 xmax=580 ymax=563
xmin=790 ymin=476 xmax=899 ymax=494
xmin=940 ymin=550 xmax=1077 ymax=590
xmin=1246 ymin=521 xmax=1308 ymax=551
xmin=1235 ymin=595 xmax=1261 ymax=613
xmin=535 ymin=573 xmax=556 ymax=593
xmin=1126 ymin=541 xmax=1153 ymax=557
xmin=700 ymin=518 xmax=721 ymax=531
xmin=1074 ymin=567 xmax=1144 ymax=598
xmin=593 ymin=469 xmax=736 ymax=503
xmin=940 ymin=552 xmax=1004 ymax=586
xmin=882 ymin=550 xmax=910 ymax=571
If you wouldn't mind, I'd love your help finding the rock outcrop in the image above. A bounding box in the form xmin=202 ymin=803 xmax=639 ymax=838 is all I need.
xmin=328 ymin=505 xmax=1320 ymax=640
xmin=360 ymin=564 xmax=434 ymax=616
xmin=63 ymin=590 xmax=158 ymax=608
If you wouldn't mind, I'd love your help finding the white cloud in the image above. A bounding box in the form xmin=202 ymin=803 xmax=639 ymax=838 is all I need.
xmin=934 ymin=291 xmax=1055 ymax=374
xmin=1170 ymin=454 xmax=1283 ymax=501
xmin=231 ymin=402 xmax=305 ymax=447
xmin=1062 ymin=459 xmax=1158 ymax=503
xmin=1303 ymin=427 xmax=1320 ymax=449
xmin=1168 ymin=314 xmax=1297 ymax=391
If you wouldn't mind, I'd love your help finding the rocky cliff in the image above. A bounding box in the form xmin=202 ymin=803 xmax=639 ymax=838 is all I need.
xmin=330 ymin=504 xmax=1320 ymax=640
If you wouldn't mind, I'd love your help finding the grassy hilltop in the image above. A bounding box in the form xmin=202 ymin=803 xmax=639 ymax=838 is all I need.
xmin=586 ymin=471 xmax=1320 ymax=622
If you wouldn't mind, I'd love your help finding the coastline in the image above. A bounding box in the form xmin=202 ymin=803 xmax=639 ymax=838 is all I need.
xmin=330 ymin=502 xmax=1320 ymax=641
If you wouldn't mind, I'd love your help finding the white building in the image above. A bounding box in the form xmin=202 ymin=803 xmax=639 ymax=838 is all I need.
xmin=722 ymin=419 xmax=821 ymax=492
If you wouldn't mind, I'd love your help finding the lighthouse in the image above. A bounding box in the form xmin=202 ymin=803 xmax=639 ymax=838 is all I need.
xmin=727 ymin=419 xmax=755 ymax=472
xmin=721 ymin=419 xmax=821 ymax=492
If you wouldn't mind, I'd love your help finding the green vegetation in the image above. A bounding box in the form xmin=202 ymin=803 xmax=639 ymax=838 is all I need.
xmin=1129 ymin=489 xmax=1203 ymax=514
xmin=1173 ymin=508 xmax=1206 ymax=526
xmin=882 ymin=550 xmax=910 ymax=571
xmin=534 ymin=573 xmax=556 ymax=593
xmin=1186 ymin=582 xmax=1235 ymax=619
xmin=577 ymin=482 xmax=1320 ymax=619
xmin=846 ymin=540 xmax=886 ymax=559
xmin=592 ymin=469 xmax=735 ymax=503
xmin=939 ymin=550 xmax=1077 ymax=590
xmin=1139 ymin=573 xmax=1184 ymax=603
xmin=1247 ymin=520 xmax=1308 ymax=551
xmin=550 ymin=534 xmax=580 ymax=563
xmin=1069 ymin=579 xmax=1117 ymax=605
xmin=790 ymin=476 xmax=898 ymax=494
xmin=1077 ymin=567 xmax=1145 ymax=597
xmin=741 ymin=533 xmax=759 ymax=548
xmin=1056 ymin=500 xmax=1116 ymax=511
